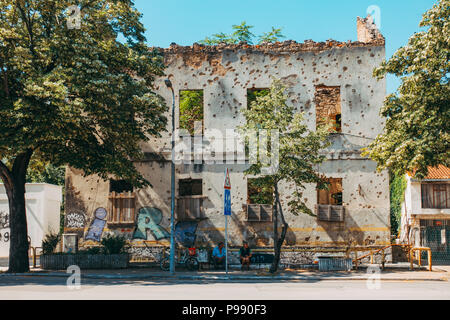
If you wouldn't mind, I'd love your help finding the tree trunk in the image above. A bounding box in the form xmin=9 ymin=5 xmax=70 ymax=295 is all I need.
xmin=270 ymin=183 xmax=289 ymax=274
xmin=0 ymin=150 xmax=33 ymax=273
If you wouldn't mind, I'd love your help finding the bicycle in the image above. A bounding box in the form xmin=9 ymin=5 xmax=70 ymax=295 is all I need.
xmin=160 ymin=246 xmax=199 ymax=271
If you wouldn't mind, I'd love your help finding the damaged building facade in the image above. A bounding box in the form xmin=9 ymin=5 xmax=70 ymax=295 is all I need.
xmin=64 ymin=17 xmax=391 ymax=264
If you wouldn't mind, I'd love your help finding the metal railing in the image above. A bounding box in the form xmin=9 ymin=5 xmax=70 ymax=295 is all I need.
xmin=29 ymin=246 xmax=42 ymax=268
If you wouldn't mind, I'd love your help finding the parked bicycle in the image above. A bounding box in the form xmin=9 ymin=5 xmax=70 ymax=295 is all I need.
xmin=160 ymin=246 xmax=199 ymax=271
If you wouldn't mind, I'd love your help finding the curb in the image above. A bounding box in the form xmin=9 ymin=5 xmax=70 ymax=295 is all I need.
xmin=0 ymin=272 xmax=447 ymax=282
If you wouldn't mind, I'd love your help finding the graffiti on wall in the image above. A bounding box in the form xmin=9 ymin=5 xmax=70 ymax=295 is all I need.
xmin=85 ymin=208 xmax=107 ymax=242
xmin=174 ymin=221 xmax=198 ymax=247
xmin=0 ymin=210 xmax=9 ymax=229
xmin=133 ymin=207 xmax=170 ymax=240
xmin=0 ymin=210 xmax=9 ymax=244
xmin=65 ymin=212 xmax=85 ymax=229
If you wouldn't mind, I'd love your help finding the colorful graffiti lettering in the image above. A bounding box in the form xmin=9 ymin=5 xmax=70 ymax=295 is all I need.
xmin=133 ymin=207 xmax=170 ymax=240
xmin=85 ymin=208 xmax=107 ymax=242
xmin=174 ymin=221 xmax=198 ymax=247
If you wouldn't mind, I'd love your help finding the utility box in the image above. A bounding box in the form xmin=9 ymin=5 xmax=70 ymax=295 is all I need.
xmin=62 ymin=234 xmax=78 ymax=254
xmin=0 ymin=183 xmax=62 ymax=257
xmin=318 ymin=256 xmax=353 ymax=271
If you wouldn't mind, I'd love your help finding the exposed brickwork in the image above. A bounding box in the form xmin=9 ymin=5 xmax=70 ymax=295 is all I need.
xmin=315 ymin=86 xmax=341 ymax=129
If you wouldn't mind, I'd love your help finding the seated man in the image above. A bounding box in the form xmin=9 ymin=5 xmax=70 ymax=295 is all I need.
xmin=239 ymin=241 xmax=252 ymax=271
xmin=212 ymin=242 xmax=226 ymax=269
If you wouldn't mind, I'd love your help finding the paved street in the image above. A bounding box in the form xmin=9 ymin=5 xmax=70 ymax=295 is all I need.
xmin=0 ymin=276 xmax=449 ymax=300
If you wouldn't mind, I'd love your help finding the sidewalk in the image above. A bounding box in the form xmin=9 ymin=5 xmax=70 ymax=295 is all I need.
xmin=1 ymin=264 xmax=449 ymax=281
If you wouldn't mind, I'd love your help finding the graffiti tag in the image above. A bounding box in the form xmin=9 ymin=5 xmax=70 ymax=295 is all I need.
xmin=0 ymin=211 xmax=9 ymax=229
xmin=65 ymin=212 xmax=85 ymax=229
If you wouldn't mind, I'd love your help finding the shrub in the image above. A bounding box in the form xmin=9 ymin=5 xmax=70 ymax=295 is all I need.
xmin=78 ymin=246 xmax=102 ymax=255
xmin=42 ymin=232 xmax=61 ymax=254
xmin=100 ymin=234 xmax=127 ymax=254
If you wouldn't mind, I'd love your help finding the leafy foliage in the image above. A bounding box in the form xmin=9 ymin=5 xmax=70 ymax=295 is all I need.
xmin=26 ymin=161 xmax=65 ymax=186
xmin=390 ymin=173 xmax=407 ymax=237
xmin=0 ymin=0 xmax=167 ymax=272
xmin=259 ymin=27 xmax=286 ymax=44
xmin=231 ymin=21 xmax=255 ymax=44
xmin=247 ymin=88 xmax=270 ymax=109
xmin=42 ymin=232 xmax=60 ymax=254
xmin=240 ymin=79 xmax=330 ymax=216
xmin=248 ymin=177 xmax=274 ymax=204
xmin=100 ymin=234 xmax=127 ymax=254
xmin=200 ymin=22 xmax=285 ymax=45
xmin=179 ymin=90 xmax=203 ymax=135
xmin=363 ymin=0 xmax=450 ymax=178
xmin=78 ymin=246 xmax=102 ymax=255
xmin=239 ymin=79 xmax=330 ymax=273
xmin=0 ymin=0 xmax=168 ymax=187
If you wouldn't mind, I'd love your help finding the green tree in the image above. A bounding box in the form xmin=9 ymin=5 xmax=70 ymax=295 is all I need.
xmin=26 ymin=158 xmax=65 ymax=186
xmin=389 ymin=172 xmax=407 ymax=237
xmin=363 ymin=0 xmax=449 ymax=178
xmin=0 ymin=0 xmax=167 ymax=273
xmin=199 ymin=22 xmax=284 ymax=45
xmin=258 ymin=27 xmax=285 ymax=44
xmin=240 ymin=79 xmax=330 ymax=273
xmin=231 ymin=21 xmax=255 ymax=44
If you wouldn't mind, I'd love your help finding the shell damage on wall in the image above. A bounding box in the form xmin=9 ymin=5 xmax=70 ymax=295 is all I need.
xmin=64 ymin=16 xmax=391 ymax=255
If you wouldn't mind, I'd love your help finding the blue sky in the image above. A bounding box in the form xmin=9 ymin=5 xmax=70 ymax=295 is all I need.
xmin=133 ymin=0 xmax=437 ymax=93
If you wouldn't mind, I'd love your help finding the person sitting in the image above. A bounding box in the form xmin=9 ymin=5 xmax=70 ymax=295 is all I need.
xmin=239 ymin=241 xmax=252 ymax=271
xmin=212 ymin=242 xmax=226 ymax=269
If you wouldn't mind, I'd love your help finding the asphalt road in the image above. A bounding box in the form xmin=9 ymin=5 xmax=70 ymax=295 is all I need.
xmin=0 ymin=276 xmax=449 ymax=300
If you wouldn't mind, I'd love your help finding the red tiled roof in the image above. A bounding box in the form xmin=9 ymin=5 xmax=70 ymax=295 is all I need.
xmin=424 ymin=165 xmax=450 ymax=180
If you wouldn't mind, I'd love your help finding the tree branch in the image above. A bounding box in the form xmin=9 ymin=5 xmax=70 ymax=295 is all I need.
xmin=16 ymin=2 xmax=37 ymax=60
xmin=0 ymin=160 xmax=13 ymax=191
xmin=12 ymin=149 xmax=33 ymax=183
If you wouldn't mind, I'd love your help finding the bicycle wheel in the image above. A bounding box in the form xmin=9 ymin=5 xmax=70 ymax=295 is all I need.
xmin=160 ymin=257 xmax=170 ymax=271
xmin=186 ymin=257 xmax=199 ymax=271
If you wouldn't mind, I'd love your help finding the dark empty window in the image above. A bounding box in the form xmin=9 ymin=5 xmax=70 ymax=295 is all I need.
xmin=110 ymin=180 xmax=133 ymax=194
xmin=179 ymin=179 xmax=202 ymax=197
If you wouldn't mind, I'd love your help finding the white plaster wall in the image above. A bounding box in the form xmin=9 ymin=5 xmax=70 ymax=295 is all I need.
xmin=0 ymin=184 xmax=62 ymax=257
xmin=66 ymin=41 xmax=391 ymax=248
xmin=404 ymin=177 xmax=450 ymax=216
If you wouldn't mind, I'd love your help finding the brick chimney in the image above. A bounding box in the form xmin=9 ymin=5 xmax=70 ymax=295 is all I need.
xmin=357 ymin=15 xmax=385 ymax=44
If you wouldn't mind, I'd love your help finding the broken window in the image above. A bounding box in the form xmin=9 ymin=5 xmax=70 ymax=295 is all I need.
xmin=179 ymin=90 xmax=204 ymax=135
xmin=317 ymin=178 xmax=343 ymax=205
xmin=110 ymin=179 xmax=133 ymax=193
xmin=247 ymin=178 xmax=273 ymax=205
xmin=245 ymin=89 xmax=270 ymax=160
xmin=246 ymin=177 xmax=273 ymax=222
xmin=315 ymin=86 xmax=342 ymax=132
xmin=108 ymin=180 xmax=135 ymax=224
xmin=177 ymin=179 xmax=205 ymax=220
xmin=316 ymin=178 xmax=344 ymax=222
xmin=179 ymin=179 xmax=202 ymax=196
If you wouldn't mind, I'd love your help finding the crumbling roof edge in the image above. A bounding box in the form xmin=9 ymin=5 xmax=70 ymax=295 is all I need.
xmin=151 ymin=38 xmax=385 ymax=55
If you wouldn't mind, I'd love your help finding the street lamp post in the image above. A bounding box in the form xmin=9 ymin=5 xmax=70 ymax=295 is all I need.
xmin=165 ymin=79 xmax=176 ymax=275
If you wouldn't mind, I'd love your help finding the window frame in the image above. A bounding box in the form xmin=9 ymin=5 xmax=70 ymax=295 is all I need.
xmin=421 ymin=183 xmax=450 ymax=209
